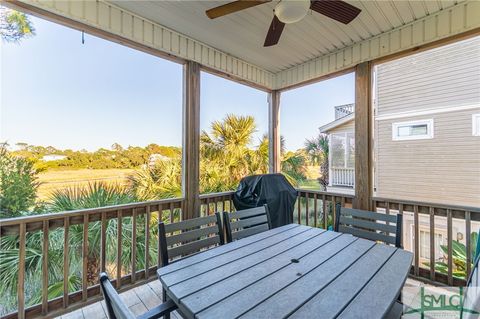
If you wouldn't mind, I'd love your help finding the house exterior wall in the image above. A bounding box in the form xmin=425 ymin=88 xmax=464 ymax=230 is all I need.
xmin=374 ymin=36 xmax=480 ymax=208
xmin=375 ymin=36 xmax=480 ymax=118
xmin=375 ymin=108 xmax=480 ymax=207
xmin=328 ymin=120 xmax=355 ymax=134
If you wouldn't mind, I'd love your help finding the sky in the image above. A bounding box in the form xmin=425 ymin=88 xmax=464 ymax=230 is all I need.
xmin=1 ymin=14 xmax=354 ymax=152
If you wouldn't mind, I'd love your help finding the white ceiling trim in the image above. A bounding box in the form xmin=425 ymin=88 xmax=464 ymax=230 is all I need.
xmin=275 ymin=0 xmax=480 ymax=89
xmin=20 ymin=0 xmax=275 ymax=89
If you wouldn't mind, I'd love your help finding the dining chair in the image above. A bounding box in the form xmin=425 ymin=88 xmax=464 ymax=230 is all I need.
xmin=158 ymin=213 xmax=224 ymax=267
xmin=461 ymin=232 xmax=480 ymax=319
xmin=99 ymin=272 xmax=177 ymax=319
xmin=223 ymin=205 xmax=271 ymax=243
xmin=158 ymin=213 xmax=224 ymax=319
xmin=334 ymin=203 xmax=403 ymax=248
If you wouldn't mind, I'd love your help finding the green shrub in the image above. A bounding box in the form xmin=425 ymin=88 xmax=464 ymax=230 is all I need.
xmin=0 ymin=147 xmax=39 ymax=217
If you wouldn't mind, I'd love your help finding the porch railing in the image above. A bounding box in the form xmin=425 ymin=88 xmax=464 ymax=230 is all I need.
xmin=331 ymin=167 xmax=355 ymax=187
xmin=0 ymin=193 xmax=233 ymax=319
xmin=295 ymin=189 xmax=354 ymax=228
xmin=199 ymin=191 xmax=235 ymax=216
xmin=2 ymin=189 xmax=478 ymax=319
xmin=373 ymin=197 xmax=480 ymax=287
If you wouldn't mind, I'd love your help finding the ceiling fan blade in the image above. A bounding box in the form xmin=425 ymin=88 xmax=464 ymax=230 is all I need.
xmin=206 ymin=0 xmax=271 ymax=19
xmin=264 ymin=16 xmax=285 ymax=47
xmin=310 ymin=0 xmax=361 ymax=24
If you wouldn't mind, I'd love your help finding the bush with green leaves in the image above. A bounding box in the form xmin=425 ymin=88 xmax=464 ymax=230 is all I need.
xmin=0 ymin=147 xmax=39 ymax=217
xmin=424 ymin=232 xmax=478 ymax=279
xmin=0 ymin=182 xmax=148 ymax=315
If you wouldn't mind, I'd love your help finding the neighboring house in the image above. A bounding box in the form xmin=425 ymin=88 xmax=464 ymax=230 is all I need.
xmin=41 ymin=154 xmax=67 ymax=162
xmin=320 ymin=37 xmax=480 ymax=208
xmin=320 ymin=36 xmax=480 ymax=260
xmin=373 ymin=36 xmax=480 ymax=209
xmin=319 ymin=104 xmax=355 ymax=195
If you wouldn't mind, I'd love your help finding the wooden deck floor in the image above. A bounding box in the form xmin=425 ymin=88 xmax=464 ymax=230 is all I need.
xmin=56 ymin=278 xmax=431 ymax=319
xmin=55 ymin=280 xmax=181 ymax=319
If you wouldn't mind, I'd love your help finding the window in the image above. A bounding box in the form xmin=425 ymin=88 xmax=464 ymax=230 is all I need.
xmin=392 ymin=119 xmax=433 ymax=141
xmin=473 ymin=114 xmax=480 ymax=136
xmin=330 ymin=132 xmax=354 ymax=169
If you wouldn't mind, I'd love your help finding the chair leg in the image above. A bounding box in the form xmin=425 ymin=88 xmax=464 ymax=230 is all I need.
xmin=162 ymin=288 xmax=171 ymax=319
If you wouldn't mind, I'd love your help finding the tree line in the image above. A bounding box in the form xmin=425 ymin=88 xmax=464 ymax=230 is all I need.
xmin=7 ymin=143 xmax=181 ymax=171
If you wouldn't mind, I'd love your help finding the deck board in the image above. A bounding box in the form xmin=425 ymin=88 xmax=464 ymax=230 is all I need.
xmin=56 ymin=277 xmax=432 ymax=319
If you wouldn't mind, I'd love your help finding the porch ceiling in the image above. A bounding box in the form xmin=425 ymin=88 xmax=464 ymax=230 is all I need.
xmin=108 ymin=0 xmax=461 ymax=73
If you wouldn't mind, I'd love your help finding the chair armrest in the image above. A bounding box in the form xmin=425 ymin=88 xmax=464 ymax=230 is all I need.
xmin=136 ymin=299 xmax=178 ymax=319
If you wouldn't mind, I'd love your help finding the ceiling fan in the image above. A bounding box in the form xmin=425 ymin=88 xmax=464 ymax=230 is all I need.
xmin=206 ymin=0 xmax=362 ymax=47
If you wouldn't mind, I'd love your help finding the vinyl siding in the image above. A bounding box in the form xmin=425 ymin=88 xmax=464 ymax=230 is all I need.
xmin=327 ymin=119 xmax=355 ymax=134
xmin=375 ymin=109 xmax=480 ymax=207
xmin=375 ymin=36 xmax=480 ymax=117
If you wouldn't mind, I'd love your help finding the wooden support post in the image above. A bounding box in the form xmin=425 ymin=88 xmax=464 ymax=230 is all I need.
xmin=183 ymin=61 xmax=201 ymax=220
xmin=354 ymin=62 xmax=373 ymax=210
xmin=268 ymin=90 xmax=281 ymax=173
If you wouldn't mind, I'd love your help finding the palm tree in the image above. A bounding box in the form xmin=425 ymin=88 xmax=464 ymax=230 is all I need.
xmin=0 ymin=7 xmax=35 ymax=42
xmin=128 ymin=159 xmax=182 ymax=200
xmin=304 ymin=133 xmax=329 ymax=190
xmin=200 ymin=114 xmax=259 ymax=192
xmin=281 ymin=151 xmax=307 ymax=186
xmin=0 ymin=182 xmax=152 ymax=314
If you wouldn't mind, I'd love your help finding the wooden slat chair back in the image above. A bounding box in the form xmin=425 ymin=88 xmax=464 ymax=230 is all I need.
xmin=99 ymin=272 xmax=177 ymax=319
xmin=334 ymin=203 xmax=403 ymax=248
xmin=223 ymin=205 xmax=271 ymax=243
xmin=461 ymin=235 xmax=480 ymax=319
xmin=158 ymin=213 xmax=224 ymax=267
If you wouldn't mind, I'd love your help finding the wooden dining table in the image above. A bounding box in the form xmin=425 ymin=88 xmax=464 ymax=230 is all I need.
xmin=157 ymin=223 xmax=413 ymax=319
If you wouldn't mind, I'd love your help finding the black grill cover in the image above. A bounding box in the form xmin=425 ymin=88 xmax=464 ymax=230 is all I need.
xmin=233 ymin=174 xmax=297 ymax=228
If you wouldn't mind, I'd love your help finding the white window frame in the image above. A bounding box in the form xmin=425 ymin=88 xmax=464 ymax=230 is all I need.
xmin=473 ymin=114 xmax=480 ymax=136
xmin=392 ymin=119 xmax=434 ymax=141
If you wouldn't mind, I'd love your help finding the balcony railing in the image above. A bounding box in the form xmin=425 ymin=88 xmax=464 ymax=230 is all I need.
xmin=1 ymin=190 xmax=479 ymax=319
xmin=331 ymin=167 xmax=355 ymax=187
xmin=334 ymin=103 xmax=354 ymax=119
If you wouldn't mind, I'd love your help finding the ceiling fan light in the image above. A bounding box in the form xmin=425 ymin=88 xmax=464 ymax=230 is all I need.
xmin=275 ymin=0 xmax=310 ymax=24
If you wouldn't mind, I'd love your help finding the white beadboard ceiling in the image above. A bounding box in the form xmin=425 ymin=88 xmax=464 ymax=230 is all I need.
xmin=108 ymin=0 xmax=460 ymax=73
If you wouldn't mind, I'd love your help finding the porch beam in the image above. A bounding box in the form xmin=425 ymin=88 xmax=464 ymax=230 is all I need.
xmin=268 ymin=91 xmax=281 ymax=173
xmin=354 ymin=62 xmax=373 ymax=210
xmin=183 ymin=61 xmax=201 ymax=219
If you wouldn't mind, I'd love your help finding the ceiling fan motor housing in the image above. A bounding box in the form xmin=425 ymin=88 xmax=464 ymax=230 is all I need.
xmin=274 ymin=0 xmax=311 ymax=24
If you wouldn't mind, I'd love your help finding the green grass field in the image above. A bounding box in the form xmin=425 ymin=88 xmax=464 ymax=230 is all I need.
xmin=36 ymin=168 xmax=136 ymax=200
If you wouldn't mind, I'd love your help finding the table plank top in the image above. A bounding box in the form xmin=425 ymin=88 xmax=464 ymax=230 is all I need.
xmin=157 ymin=224 xmax=413 ymax=319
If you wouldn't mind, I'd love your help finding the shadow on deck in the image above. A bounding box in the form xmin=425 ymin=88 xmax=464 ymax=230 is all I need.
xmin=57 ymin=277 xmax=433 ymax=319
xmin=56 ymin=280 xmax=181 ymax=319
